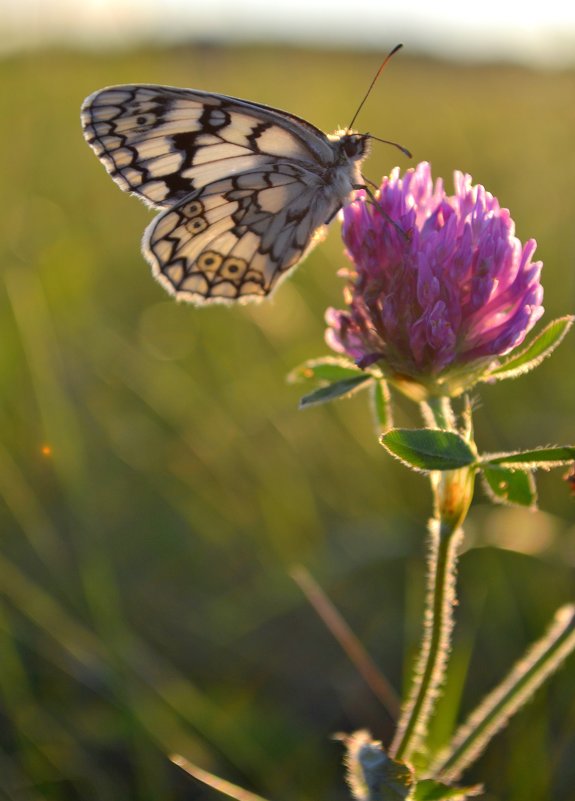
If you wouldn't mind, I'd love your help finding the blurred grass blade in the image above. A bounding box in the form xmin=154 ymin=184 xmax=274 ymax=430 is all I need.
xmin=171 ymin=754 xmax=273 ymax=801
xmin=4 ymin=266 xmax=86 ymax=489
xmin=430 ymin=605 xmax=575 ymax=782
xmin=0 ymin=441 xmax=67 ymax=574
xmin=0 ymin=600 xmax=96 ymax=797
xmin=291 ymin=566 xmax=400 ymax=719
xmin=0 ymin=551 xmax=266 ymax=771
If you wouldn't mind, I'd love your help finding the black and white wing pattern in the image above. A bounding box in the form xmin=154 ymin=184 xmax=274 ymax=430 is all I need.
xmin=81 ymin=85 xmax=370 ymax=304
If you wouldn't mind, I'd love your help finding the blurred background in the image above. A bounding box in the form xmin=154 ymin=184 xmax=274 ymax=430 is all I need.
xmin=1 ymin=2 xmax=575 ymax=800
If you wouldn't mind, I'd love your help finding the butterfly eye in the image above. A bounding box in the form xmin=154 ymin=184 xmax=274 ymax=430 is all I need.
xmin=342 ymin=135 xmax=367 ymax=159
xmin=197 ymin=251 xmax=223 ymax=272
xmin=186 ymin=216 xmax=208 ymax=235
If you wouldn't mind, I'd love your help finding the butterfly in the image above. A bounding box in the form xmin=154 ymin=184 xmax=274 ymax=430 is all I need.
xmin=81 ymin=52 xmax=406 ymax=305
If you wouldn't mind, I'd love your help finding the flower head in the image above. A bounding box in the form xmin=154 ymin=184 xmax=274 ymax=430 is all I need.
xmin=326 ymin=162 xmax=544 ymax=398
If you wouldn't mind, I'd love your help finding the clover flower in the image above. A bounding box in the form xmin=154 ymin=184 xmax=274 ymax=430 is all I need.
xmin=326 ymin=162 xmax=544 ymax=397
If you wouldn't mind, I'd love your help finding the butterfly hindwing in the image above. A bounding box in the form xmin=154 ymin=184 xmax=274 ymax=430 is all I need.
xmin=145 ymin=167 xmax=336 ymax=304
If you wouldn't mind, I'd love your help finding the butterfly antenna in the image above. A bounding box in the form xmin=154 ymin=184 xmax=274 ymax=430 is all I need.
xmin=348 ymin=43 xmax=403 ymax=131
xmin=369 ymin=135 xmax=412 ymax=159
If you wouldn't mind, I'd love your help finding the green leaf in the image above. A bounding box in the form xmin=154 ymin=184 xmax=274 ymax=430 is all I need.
xmin=288 ymin=356 xmax=363 ymax=384
xmin=481 ymin=465 xmax=537 ymax=508
xmin=370 ymin=379 xmax=393 ymax=434
xmin=380 ymin=429 xmax=476 ymax=472
xmin=481 ymin=446 xmax=575 ymax=470
xmin=299 ymin=374 xmax=372 ymax=408
xmin=486 ymin=316 xmax=574 ymax=381
xmin=413 ymin=779 xmax=483 ymax=800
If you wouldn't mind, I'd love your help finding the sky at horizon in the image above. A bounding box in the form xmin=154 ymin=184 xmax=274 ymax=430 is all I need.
xmin=3 ymin=0 xmax=575 ymax=66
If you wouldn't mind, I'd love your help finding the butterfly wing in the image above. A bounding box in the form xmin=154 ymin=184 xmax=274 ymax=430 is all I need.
xmin=82 ymin=84 xmax=367 ymax=304
xmin=81 ymin=85 xmax=336 ymax=209
xmin=144 ymin=166 xmax=339 ymax=304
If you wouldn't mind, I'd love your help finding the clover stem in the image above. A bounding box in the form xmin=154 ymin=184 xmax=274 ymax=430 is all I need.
xmin=390 ymin=398 xmax=474 ymax=763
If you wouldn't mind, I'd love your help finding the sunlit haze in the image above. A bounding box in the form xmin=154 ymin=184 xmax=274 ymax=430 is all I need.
xmin=3 ymin=0 xmax=575 ymax=65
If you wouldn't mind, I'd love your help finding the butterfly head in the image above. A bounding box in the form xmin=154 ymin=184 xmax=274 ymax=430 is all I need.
xmin=331 ymin=130 xmax=371 ymax=164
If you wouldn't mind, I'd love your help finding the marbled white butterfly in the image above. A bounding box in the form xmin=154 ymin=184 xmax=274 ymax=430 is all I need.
xmin=81 ymin=48 xmax=407 ymax=305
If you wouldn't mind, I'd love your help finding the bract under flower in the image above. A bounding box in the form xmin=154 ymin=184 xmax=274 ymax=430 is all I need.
xmin=326 ymin=162 xmax=544 ymax=398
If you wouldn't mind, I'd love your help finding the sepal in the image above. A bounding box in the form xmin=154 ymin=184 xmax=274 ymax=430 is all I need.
xmin=287 ymin=355 xmax=365 ymax=383
xmin=299 ymin=374 xmax=372 ymax=408
xmin=371 ymin=379 xmax=393 ymax=434
xmin=484 ymin=316 xmax=574 ymax=382
xmin=288 ymin=356 xmax=374 ymax=408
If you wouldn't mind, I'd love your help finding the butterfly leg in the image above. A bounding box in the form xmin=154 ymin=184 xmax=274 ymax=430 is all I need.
xmin=354 ymin=183 xmax=409 ymax=240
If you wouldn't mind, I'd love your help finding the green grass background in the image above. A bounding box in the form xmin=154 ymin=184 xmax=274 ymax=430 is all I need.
xmin=0 ymin=43 xmax=574 ymax=801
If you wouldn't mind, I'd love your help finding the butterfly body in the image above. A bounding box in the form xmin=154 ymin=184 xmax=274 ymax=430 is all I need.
xmin=81 ymin=84 xmax=370 ymax=304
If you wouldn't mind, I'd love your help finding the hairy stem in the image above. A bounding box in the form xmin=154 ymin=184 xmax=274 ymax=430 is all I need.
xmin=390 ymin=517 xmax=463 ymax=762
xmin=390 ymin=398 xmax=474 ymax=762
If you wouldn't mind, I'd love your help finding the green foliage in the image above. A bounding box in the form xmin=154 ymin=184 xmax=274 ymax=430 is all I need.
xmin=299 ymin=374 xmax=373 ymax=407
xmin=0 ymin=43 xmax=574 ymax=801
xmin=481 ymin=446 xmax=575 ymax=469
xmin=288 ymin=355 xmax=363 ymax=383
xmin=289 ymin=356 xmax=372 ymax=407
xmin=380 ymin=429 xmax=572 ymax=510
xmin=480 ymin=466 xmax=537 ymax=508
xmin=370 ymin=379 xmax=393 ymax=434
xmin=412 ymin=780 xmax=482 ymax=800
xmin=343 ymin=732 xmax=481 ymax=801
xmin=380 ymin=430 xmax=476 ymax=472
xmin=486 ymin=316 xmax=574 ymax=382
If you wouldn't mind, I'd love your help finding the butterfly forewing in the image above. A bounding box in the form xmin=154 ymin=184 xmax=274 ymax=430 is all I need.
xmin=81 ymin=84 xmax=369 ymax=304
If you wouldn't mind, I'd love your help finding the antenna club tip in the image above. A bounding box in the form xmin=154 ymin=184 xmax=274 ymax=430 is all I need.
xmin=367 ymin=135 xmax=412 ymax=160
